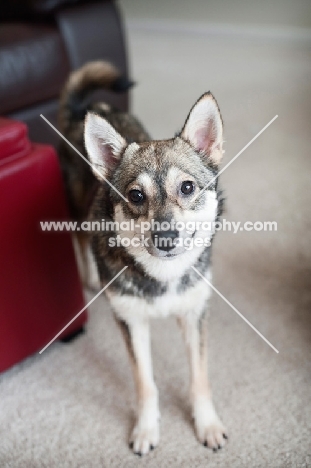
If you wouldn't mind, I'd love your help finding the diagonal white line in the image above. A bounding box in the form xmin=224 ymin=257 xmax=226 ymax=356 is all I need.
xmin=39 ymin=266 xmax=128 ymax=354
xmin=191 ymin=266 xmax=279 ymax=353
xmin=193 ymin=115 xmax=278 ymax=202
xmin=40 ymin=114 xmax=128 ymax=203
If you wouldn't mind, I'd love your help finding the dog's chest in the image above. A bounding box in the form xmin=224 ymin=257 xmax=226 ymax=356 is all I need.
xmin=150 ymin=279 xmax=210 ymax=317
xmin=107 ymin=272 xmax=212 ymax=321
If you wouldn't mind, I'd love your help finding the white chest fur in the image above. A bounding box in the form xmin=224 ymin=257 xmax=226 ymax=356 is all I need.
xmin=107 ymin=270 xmax=212 ymax=323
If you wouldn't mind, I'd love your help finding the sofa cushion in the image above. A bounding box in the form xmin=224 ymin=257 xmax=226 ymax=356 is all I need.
xmin=0 ymin=23 xmax=70 ymax=114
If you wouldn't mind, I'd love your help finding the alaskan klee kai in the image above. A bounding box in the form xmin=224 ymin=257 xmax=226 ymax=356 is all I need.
xmin=58 ymin=61 xmax=227 ymax=456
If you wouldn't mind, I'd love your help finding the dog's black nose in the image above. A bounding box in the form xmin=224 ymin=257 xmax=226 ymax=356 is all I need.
xmin=151 ymin=230 xmax=179 ymax=251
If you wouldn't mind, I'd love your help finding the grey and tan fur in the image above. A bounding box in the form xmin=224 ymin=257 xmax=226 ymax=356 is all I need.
xmin=58 ymin=61 xmax=228 ymax=456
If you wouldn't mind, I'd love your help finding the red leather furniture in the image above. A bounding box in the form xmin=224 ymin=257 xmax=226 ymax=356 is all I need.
xmin=0 ymin=118 xmax=87 ymax=372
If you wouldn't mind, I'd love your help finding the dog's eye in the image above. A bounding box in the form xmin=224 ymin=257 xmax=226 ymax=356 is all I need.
xmin=129 ymin=189 xmax=144 ymax=204
xmin=180 ymin=181 xmax=195 ymax=195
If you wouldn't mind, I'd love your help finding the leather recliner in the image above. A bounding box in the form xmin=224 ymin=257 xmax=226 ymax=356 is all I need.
xmin=0 ymin=0 xmax=129 ymax=148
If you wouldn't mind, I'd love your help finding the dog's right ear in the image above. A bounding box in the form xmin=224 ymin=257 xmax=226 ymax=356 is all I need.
xmin=84 ymin=112 xmax=126 ymax=179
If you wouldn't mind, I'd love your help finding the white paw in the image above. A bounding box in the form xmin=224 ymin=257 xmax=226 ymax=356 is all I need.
xmin=129 ymin=415 xmax=160 ymax=456
xmin=196 ymin=419 xmax=228 ymax=451
xmin=193 ymin=398 xmax=228 ymax=451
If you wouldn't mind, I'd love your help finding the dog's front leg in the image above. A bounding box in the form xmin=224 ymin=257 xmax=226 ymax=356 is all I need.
xmin=178 ymin=310 xmax=228 ymax=451
xmin=116 ymin=316 xmax=160 ymax=456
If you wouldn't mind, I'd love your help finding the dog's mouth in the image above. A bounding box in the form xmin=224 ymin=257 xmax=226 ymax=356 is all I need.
xmin=152 ymin=251 xmax=184 ymax=261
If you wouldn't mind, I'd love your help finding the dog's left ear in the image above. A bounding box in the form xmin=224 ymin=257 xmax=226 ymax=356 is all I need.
xmin=84 ymin=112 xmax=126 ymax=180
xmin=181 ymin=92 xmax=223 ymax=165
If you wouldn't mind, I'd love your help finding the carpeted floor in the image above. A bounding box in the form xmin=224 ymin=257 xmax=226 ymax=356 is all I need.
xmin=1 ymin=3 xmax=311 ymax=467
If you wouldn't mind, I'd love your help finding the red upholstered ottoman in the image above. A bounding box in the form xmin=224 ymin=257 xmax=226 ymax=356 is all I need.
xmin=0 ymin=118 xmax=87 ymax=372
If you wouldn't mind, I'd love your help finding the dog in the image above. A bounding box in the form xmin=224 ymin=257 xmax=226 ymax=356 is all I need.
xmin=58 ymin=61 xmax=227 ymax=456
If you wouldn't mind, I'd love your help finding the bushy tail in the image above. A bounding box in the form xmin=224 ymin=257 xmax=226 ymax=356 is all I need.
xmin=58 ymin=61 xmax=133 ymax=132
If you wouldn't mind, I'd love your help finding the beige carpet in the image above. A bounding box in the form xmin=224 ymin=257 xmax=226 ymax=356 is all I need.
xmin=1 ymin=4 xmax=311 ymax=467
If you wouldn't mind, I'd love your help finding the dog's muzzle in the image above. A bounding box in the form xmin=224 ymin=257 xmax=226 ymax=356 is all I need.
xmin=151 ymin=230 xmax=179 ymax=252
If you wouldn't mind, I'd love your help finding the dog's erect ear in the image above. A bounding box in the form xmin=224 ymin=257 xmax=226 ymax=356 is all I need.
xmin=84 ymin=112 xmax=126 ymax=179
xmin=181 ymin=92 xmax=223 ymax=165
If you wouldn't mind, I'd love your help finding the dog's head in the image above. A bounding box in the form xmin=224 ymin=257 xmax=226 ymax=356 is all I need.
xmin=84 ymin=93 xmax=224 ymax=277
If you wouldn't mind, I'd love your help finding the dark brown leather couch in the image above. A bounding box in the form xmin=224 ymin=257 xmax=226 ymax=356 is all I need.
xmin=0 ymin=0 xmax=129 ymax=148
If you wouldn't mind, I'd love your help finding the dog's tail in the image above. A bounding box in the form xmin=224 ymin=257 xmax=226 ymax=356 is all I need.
xmin=58 ymin=61 xmax=133 ymax=133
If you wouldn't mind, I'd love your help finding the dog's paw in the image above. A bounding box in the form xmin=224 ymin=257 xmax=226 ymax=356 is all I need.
xmin=193 ymin=398 xmax=228 ymax=452
xmin=196 ymin=419 xmax=228 ymax=451
xmin=129 ymin=419 xmax=159 ymax=456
